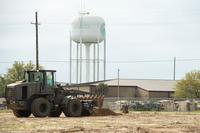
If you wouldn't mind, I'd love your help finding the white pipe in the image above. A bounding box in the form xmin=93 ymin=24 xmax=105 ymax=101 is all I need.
xmin=93 ymin=44 xmax=96 ymax=82
xmin=76 ymin=43 xmax=79 ymax=83
xmin=85 ymin=44 xmax=90 ymax=82
xmin=69 ymin=32 xmax=72 ymax=85
xmin=97 ymin=39 xmax=99 ymax=81
xmin=80 ymin=43 xmax=82 ymax=83
xmin=79 ymin=15 xmax=83 ymax=83
xmin=104 ymin=37 xmax=106 ymax=80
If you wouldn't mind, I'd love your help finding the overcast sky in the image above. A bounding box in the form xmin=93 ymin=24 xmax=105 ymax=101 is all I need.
xmin=0 ymin=0 xmax=200 ymax=82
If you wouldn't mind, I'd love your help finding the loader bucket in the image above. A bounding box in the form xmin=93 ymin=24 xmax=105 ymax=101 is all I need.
xmin=78 ymin=95 xmax=104 ymax=109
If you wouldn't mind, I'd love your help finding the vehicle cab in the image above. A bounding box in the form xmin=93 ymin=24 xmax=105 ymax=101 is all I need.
xmin=24 ymin=70 xmax=56 ymax=94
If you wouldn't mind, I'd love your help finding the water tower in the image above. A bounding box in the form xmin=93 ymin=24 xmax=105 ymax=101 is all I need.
xmin=69 ymin=13 xmax=106 ymax=84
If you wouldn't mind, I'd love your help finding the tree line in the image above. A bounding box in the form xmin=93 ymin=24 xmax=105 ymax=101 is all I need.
xmin=0 ymin=61 xmax=40 ymax=97
xmin=0 ymin=61 xmax=199 ymax=98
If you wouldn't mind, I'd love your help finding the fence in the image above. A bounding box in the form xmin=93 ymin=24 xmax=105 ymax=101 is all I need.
xmin=103 ymin=97 xmax=200 ymax=112
xmin=0 ymin=97 xmax=6 ymax=110
xmin=1 ymin=97 xmax=200 ymax=112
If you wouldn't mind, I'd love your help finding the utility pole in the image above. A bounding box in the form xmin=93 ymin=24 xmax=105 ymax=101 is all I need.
xmin=31 ymin=12 xmax=40 ymax=71
xmin=117 ymin=68 xmax=120 ymax=110
xmin=117 ymin=69 xmax=120 ymax=101
xmin=173 ymin=57 xmax=176 ymax=80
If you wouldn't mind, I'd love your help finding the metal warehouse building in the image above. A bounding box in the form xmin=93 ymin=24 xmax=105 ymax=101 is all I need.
xmin=70 ymin=79 xmax=176 ymax=98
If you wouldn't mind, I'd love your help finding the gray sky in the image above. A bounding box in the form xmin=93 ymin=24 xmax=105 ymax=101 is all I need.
xmin=0 ymin=0 xmax=200 ymax=82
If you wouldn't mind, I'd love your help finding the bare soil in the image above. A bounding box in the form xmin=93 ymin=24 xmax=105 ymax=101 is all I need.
xmin=0 ymin=111 xmax=200 ymax=133
xmin=91 ymin=108 xmax=120 ymax=116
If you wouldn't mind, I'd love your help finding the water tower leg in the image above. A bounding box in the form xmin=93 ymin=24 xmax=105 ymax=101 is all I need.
xmin=93 ymin=44 xmax=96 ymax=82
xmin=97 ymin=39 xmax=100 ymax=81
xmin=69 ymin=33 xmax=72 ymax=85
xmin=76 ymin=43 xmax=79 ymax=83
xmin=80 ymin=43 xmax=82 ymax=83
xmin=85 ymin=44 xmax=90 ymax=82
xmin=104 ymin=38 xmax=106 ymax=80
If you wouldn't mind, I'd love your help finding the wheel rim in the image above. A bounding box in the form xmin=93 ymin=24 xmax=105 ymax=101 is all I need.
xmin=39 ymin=103 xmax=47 ymax=113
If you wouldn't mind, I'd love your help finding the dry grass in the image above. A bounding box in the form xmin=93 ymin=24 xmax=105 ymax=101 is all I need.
xmin=0 ymin=111 xmax=200 ymax=133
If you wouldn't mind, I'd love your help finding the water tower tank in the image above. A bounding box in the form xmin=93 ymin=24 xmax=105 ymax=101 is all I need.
xmin=71 ymin=16 xmax=105 ymax=43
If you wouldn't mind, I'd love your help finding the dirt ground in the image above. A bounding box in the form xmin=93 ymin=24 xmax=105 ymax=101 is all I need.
xmin=0 ymin=111 xmax=200 ymax=133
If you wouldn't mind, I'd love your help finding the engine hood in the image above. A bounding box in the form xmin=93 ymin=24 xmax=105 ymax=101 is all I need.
xmin=7 ymin=81 xmax=34 ymax=88
xmin=7 ymin=82 xmax=23 ymax=88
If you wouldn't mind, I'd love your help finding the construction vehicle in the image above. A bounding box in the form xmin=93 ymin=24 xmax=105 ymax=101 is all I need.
xmin=5 ymin=70 xmax=104 ymax=117
xmin=5 ymin=12 xmax=104 ymax=117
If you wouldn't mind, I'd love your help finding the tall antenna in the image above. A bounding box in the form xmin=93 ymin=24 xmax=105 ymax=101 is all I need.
xmin=173 ymin=57 xmax=176 ymax=80
xmin=80 ymin=0 xmax=86 ymax=12
xmin=31 ymin=12 xmax=40 ymax=70
xmin=81 ymin=0 xmax=83 ymax=11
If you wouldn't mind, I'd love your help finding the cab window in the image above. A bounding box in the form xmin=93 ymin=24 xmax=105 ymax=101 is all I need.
xmin=46 ymin=72 xmax=53 ymax=87
xmin=29 ymin=72 xmax=43 ymax=83
xmin=34 ymin=72 xmax=43 ymax=83
xmin=24 ymin=72 xmax=29 ymax=82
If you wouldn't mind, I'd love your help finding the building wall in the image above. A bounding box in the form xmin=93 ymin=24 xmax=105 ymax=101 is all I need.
xmin=90 ymin=86 xmax=96 ymax=94
xmin=149 ymin=91 xmax=173 ymax=98
xmin=119 ymin=87 xmax=136 ymax=97
xmin=106 ymin=86 xmax=136 ymax=97
xmin=78 ymin=85 xmax=174 ymax=98
xmin=136 ymin=87 xmax=149 ymax=98
xmin=90 ymin=86 xmax=136 ymax=97
xmin=70 ymin=86 xmax=90 ymax=92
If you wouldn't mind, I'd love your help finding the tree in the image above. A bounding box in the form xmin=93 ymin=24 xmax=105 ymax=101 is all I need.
xmin=0 ymin=61 xmax=42 ymax=97
xmin=96 ymin=83 xmax=108 ymax=95
xmin=0 ymin=75 xmax=7 ymax=97
xmin=174 ymin=70 xmax=200 ymax=98
xmin=5 ymin=61 xmax=38 ymax=82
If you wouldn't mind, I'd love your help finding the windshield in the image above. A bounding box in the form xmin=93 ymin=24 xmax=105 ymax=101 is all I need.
xmin=25 ymin=71 xmax=44 ymax=83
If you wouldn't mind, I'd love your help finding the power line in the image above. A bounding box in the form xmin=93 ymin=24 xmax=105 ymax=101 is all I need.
xmin=1 ymin=22 xmax=200 ymax=26
xmin=0 ymin=58 xmax=200 ymax=64
xmin=107 ymin=60 xmax=172 ymax=63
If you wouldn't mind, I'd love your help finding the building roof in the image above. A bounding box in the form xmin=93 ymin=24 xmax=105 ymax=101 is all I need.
xmin=90 ymin=79 xmax=177 ymax=92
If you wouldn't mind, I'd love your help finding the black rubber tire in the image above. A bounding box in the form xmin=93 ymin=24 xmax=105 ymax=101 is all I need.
xmin=67 ymin=99 xmax=83 ymax=117
xmin=81 ymin=110 xmax=90 ymax=116
xmin=49 ymin=108 xmax=62 ymax=117
xmin=62 ymin=96 xmax=70 ymax=117
xmin=63 ymin=105 xmax=69 ymax=117
xmin=31 ymin=97 xmax=50 ymax=117
xmin=13 ymin=110 xmax=31 ymax=117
